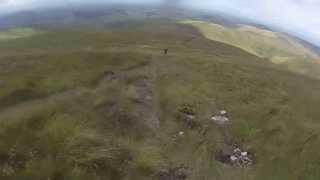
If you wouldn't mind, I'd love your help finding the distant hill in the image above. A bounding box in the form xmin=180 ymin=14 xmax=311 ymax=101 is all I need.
xmin=1 ymin=5 xmax=320 ymax=79
xmin=182 ymin=20 xmax=320 ymax=79
xmin=1 ymin=19 xmax=320 ymax=180
xmin=2 ymin=5 xmax=320 ymax=180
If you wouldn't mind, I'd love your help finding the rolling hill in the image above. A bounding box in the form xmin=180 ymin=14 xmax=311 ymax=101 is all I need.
xmin=182 ymin=20 xmax=320 ymax=78
xmin=0 ymin=6 xmax=320 ymax=180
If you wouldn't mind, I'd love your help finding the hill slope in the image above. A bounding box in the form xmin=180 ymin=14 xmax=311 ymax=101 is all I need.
xmin=182 ymin=20 xmax=320 ymax=79
xmin=1 ymin=19 xmax=320 ymax=180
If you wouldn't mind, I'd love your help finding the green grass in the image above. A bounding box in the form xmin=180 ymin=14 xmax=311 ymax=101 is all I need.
xmin=182 ymin=20 xmax=320 ymax=79
xmin=0 ymin=28 xmax=39 ymax=41
xmin=0 ymin=19 xmax=320 ymax=180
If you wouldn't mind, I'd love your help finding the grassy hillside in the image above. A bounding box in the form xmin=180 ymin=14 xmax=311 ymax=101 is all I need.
xmin=0 ymin=28 xmax=39 ymax=41
xmin=1 ymin=20 xmax=320 ymax=180
xmin=182 ymin=20 xmax=320 ymax=79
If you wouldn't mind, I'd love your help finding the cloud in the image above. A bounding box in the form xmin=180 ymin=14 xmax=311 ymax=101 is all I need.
xmin=0 ymin=0 xmax=9 ymax=3
xmin=182 ymin=0 xmax=320 ymax=46
xmin=0 ymin=0 xmax=161 ymax=13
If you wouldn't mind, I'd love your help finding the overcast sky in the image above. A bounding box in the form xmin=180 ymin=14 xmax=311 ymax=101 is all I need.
xmin=183 ymin=0 xmax=320 ymax=46
xmin=0 ymin=0 xmax=320 ymax=46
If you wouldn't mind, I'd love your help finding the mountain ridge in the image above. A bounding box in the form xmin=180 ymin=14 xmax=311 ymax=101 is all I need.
xmin=0 ymin=5 xmax=320 ymax=53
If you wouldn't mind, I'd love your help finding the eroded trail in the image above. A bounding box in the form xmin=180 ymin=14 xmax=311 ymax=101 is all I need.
xmin=1 ymin=21 xmax=320 ymax=180
xmin=0 ymin=50 xmax=163 ymax=131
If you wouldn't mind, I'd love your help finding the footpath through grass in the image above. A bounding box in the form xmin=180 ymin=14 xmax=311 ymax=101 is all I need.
xmin=0 ymin=20 xmax=320 ymax=180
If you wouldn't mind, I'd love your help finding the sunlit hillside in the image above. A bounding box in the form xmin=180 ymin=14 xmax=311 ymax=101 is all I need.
xmin=0 ymin=28 xmax=39 ymax=41
xmin=0 ymin=19 xmax=320 ymax=180
xmin=182 ymin=20 xmax=320 ymax=78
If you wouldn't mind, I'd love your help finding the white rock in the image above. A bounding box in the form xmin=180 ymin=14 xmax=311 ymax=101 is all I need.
xmin=244 ymin=157 xmax=252 ymax=162
xmin=179 ymin=131 xmax=185 ymax=136
xmin=230 ymin=155 xmax=238 ymax=161
xmin=186 ymin=115 xmax=195 ymax=119
xmin=241 ymin=152 xmax=248 ymax=156
xmin=211 ymin=116 xmax=229 ymax=124
xmin=234 ymin=148 xmax=241 ymax=153
xmin=220 ymin=110 xmax=227 ymax=115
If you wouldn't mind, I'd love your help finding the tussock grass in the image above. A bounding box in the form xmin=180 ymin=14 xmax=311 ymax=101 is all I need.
xmin=0 ymin=19 xmax=320 ymax=179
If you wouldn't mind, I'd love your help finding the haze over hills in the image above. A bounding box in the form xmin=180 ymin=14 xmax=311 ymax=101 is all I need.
xmin=1 ymin=5 xmax=320 ymax=78
xmin=1 ymin=4 xmax=320 ymax=180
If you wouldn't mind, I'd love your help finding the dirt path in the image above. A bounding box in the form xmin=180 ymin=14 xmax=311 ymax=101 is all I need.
xmin=0 ymin=49 xmax=165 ymax=131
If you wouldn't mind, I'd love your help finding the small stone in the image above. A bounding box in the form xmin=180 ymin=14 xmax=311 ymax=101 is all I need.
xmin=234 ymin=148 xmax=241 ymax=153
xmin=179 ymin=131 xmax=185 ymax=136
xmin=244 ymin=156 xmax=252 ymax=162
xmin=220 ymin=110 xmax=227 ymax=115
xmin=186 ymin=114 xmax=195 ymax=119
xmin=211 ymin=115 xmax=229 ymax=124
xmin=241 ymin=152 xmax=248 ymax=156
xmin=230 ymin=155 xmax=238 ymax=161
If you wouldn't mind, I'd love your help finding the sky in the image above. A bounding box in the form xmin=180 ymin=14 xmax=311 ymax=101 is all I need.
xmin=0 ymin=0 xmax=320 ymax=46
xmin=182 ymin=0 xmax=320 ymax=46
